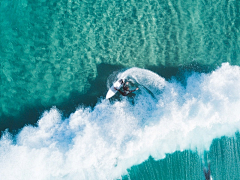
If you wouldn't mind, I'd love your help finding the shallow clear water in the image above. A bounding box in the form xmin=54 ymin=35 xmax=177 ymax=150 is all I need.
xmin=0 ymin=0 xmax=240 ymax=179
xmin=1 ymin=0 xmax=239 ymax=117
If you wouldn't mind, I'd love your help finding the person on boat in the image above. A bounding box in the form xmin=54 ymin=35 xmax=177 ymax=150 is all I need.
xmin=203 ymin=163 xmax=211 ymax=180
xmin=114 ymin=79 xmax=139 ymax=96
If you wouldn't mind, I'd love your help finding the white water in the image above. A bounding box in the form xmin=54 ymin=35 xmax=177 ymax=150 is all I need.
xmin=0 ymin=63 xmax=240 ymax=180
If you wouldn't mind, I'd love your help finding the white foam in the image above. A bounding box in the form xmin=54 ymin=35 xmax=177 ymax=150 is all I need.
xmin=0 ymin=63 xmax=240 ymax=180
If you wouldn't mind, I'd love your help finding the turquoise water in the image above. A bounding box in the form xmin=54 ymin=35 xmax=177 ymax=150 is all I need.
xmin=125 ymin=134 xmax=240 ymax=180
xmin=0 ymin=0 xmax=240 ymax=179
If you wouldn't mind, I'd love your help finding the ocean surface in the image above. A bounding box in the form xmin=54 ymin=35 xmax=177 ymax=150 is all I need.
xmin=0 ymin=0 xmax=240 ymax=179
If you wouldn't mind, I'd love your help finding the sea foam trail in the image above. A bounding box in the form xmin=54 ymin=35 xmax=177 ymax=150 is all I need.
xmin=0 ymin=63 xmax=240 ymax=180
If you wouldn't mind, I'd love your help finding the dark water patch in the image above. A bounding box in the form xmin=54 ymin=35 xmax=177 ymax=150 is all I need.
xmin=0 ymin=63 xmax=123 ymax=137
xmin=147 ymin=61 xmax=217 ymax=87
xmin=55 ymin=63 xmax=125 ymax=116
xmin=0 ymin=104 xmax=47 ymax=137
